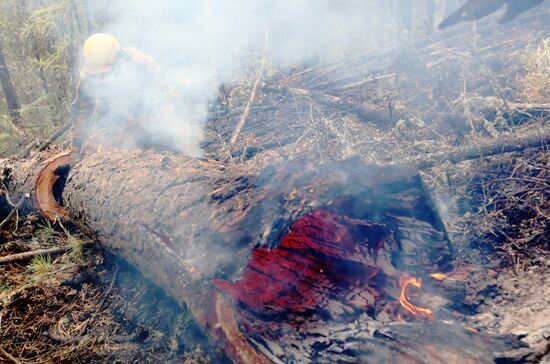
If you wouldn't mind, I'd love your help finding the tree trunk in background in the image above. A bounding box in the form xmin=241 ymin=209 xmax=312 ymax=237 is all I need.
xmin=0 ymin=43 xmax=21 ymax=124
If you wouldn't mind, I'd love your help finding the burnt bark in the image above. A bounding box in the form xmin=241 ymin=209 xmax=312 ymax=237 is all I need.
xmin=0 ymin=149 xmax=527 ymax=363
xmin=0 ymin=43 xmax=21 ymax=124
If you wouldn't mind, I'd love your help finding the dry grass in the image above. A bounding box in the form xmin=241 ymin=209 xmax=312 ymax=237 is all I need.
xmin=0 ymin=222 xmax=213 ymax=363
xmin=519 ymin=38 xmax=550 ymax=103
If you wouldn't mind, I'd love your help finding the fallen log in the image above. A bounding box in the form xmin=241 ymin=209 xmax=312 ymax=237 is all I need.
xmin=409 ymin=127 xmax=550 ymax=169
xmin=0 ymin=149 xmax=525 ymax=362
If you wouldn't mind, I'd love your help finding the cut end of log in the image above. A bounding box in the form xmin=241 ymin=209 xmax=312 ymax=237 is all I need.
xmin=34 ymin=152 xmax=70 ymax=222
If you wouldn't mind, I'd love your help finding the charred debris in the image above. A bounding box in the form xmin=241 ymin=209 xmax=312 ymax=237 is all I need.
xmin=1 ymin=4 xmax=550 ymax=364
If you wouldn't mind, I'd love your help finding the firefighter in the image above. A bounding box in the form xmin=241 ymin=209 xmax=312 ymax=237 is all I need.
xmin=69 ymin=33 xmax=161 ymax=165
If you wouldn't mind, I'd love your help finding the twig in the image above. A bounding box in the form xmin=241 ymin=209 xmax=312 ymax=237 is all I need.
xmin=73 ymin=264 xmax=118 ymax=339
xmin=97 ymin=264 xmax=118 ymax=311
xmin=478 ymin=61 xmax=513 ymax=127
xmin=44 ymin=330 xmax=137 ymax=345
xmin=331 ymin=73 xmax=395 ymax=92
xmin=510 ymin=103 xmax=550 ymax=111
xmin=0 ymin=241 xmax=93 ymax=265
xmin=491 ymin=177 xmax=550 ymax=189
xmin=0 ymin=347 xmax=21 ymax=364
xmin=229 ymin=25 xmax=268 ymax=149
xmin=282 ymin=86 xmax=377 ymax=126
xmin=1 ymin=183 xmax=14 ymax=206
xmin=229 ymin=74 xmax=262 ymax=148
xmin=0 ymin=193 xmax=29 ymax=230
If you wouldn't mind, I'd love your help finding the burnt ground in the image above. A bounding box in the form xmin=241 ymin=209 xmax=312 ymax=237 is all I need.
xmin=0 ymin=229 xmax=223 ymax=363
xmin=1 ymin=5 xmax=550 ymax=364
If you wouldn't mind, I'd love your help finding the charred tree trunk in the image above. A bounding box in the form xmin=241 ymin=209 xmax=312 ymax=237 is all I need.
xmin=0 ymin=148 xmax=527 ymax=363
xmin=0 ymin=43 xmax=21 ymax=124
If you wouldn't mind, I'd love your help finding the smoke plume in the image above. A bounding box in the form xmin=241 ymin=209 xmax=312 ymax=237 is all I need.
xmin=84 ymin=0 xmax=408 ymax=155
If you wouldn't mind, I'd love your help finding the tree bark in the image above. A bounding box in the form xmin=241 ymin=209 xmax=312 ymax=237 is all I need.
xmin=0 ymin=43 xmax=21 ymax=124
xmin=0 ymin=148 xmax=527 ymax=363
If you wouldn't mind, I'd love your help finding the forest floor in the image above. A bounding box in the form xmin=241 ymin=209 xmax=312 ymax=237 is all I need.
xmin=1 ymin=7 xmax=550 ymax=364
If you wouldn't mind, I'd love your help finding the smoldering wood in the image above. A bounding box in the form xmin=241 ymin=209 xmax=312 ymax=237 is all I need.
xmin=0 ymin=148 xmax=528 ymax=363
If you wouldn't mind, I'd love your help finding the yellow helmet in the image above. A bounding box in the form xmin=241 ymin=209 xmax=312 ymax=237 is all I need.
xmin=82 ymin=33 xmax=121 ymax=74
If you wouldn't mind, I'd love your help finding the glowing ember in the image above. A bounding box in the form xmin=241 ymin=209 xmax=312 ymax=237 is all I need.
xmin=212 ymin=209 xmax=388 ymax=314
xmin=429 ymin=272 xmax=447 ymax=281
xmin=399 ymin=276 xmax=432 ymax=319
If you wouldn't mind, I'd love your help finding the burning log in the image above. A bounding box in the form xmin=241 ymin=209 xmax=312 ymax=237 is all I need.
xmin=0 ymin=149 xmax=525 ymax=363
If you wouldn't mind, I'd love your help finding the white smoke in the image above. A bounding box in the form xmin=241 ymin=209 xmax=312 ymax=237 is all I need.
xmin=84 ymin=0 xmax=411 ymax=156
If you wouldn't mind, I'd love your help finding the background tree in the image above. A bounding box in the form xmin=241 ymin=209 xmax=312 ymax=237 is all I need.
xmin=0 ymin=0 xmax=89 ymax=155
xmin=0 ymin=42 xmax=21 ymax=125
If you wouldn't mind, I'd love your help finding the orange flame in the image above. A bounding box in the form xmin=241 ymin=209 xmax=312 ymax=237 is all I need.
xmin=429 ymin=272 xmax=447 ymax=281
xmin=399 ymin=277 xmax=432 ymax=318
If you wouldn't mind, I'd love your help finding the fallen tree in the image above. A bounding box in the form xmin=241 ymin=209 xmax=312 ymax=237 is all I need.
xmin=0 ymin=144 xmax=536 ymax=363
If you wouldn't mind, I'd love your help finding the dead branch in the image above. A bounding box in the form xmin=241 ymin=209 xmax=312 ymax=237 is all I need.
xmin=229 ymin=74 xmax=262 ymax=148
xmin=510 ymin=103 xmax=550 ymax=111
xmin=0 ymin=347 xmax=21 ymax=364
xmin=97 ymin=264 xmax=118 ymax=312
xmin=330 ymin=73 xmax=395 ymax=92
xmin=0 ymin=241 xmax=93 ymax=265
xmin=19 ymin=140 xmax=40 ymax=158
xmin=37 ymin=122 xmax=72 ymax=152
xmin=0 ymin=193 xmax=29 ymax=229
xmin=285 ymin=87 xmax=378 ymax=125
xmin=411 ymin=128 xmax=550 ymax=170
xmin=229 ymin=25 xmax=268 ymax=149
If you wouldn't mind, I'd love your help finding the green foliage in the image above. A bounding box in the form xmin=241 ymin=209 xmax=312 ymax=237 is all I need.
xmin=28 ymin=254 xmax=53 ymax=277
xmin=36 ymin=220 xmax=57 ymax=245
xmin=22 ymin=0 xmax=70 ymax=38
xmin=0 ymin=114 xmax=23 ymax=155
xmin=66 ymin=231 xmax=88 ymax=264
xmin=0 ymin=0 xmax=88 ymax=156
xmin=0 ymin=280 xmax=9 ymax=293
